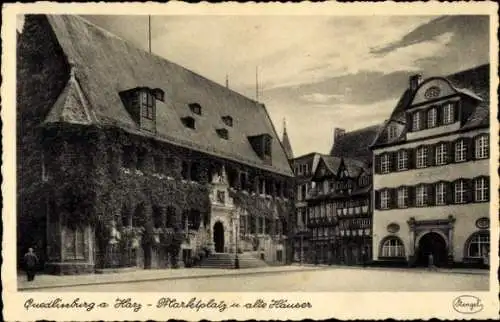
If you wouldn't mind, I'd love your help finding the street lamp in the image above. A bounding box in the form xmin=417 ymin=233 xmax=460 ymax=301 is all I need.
xmin=234 ymin=215 xmax=240 ymax=269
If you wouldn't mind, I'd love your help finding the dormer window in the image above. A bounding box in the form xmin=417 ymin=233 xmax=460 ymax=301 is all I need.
xmin=141 ymin=91 xmax=155 ymax=120
xmin=443 ymin=102 xmax=455 ymax=124
xmin=189 ymin=103 xmax=202 ymax=115
xmin=248 ymin=134 xmax=273 ymax=161
xmin=387 ymin=126 xmax=398 ymax=140
xmin=151 ymin=88 xmax=165 ymax=102
xmin=216 ymin=128 xmax=229 ymax=140
xmin=222 ymin=115 xmax=233 ymax=127
xmin=181 ymin=116 xmax=196 ymax=129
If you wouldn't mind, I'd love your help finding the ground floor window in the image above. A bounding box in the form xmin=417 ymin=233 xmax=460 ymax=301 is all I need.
xmin=380 ymin=237 xmax=405 ymax=258
xmin=466 ymin=232 xmax=489 ymax=258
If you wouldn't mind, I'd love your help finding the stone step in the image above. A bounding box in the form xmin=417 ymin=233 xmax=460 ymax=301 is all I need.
xmin=198 ymin=253 xmax=268 ymax=269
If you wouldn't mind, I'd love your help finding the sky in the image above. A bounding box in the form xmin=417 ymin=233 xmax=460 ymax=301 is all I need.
xmin=18 ymin=15 xmax=490 ymax=156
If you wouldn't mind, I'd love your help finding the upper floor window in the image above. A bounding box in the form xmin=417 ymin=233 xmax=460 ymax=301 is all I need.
xmin=380 ymin=190 xmax=390 ymax=210
xmin=397 ymin=187 xmax=408 ymax=208
xmin=381 ymin=154 xmax=390 ymax=174
xmin=397 ymin=150 xmax=408 ymax=171
xmin=141 ymin=91 xmax=155 ymax=120
xmin=454 ymin=180 xmax=466 ymax=204
xmin=474 ymin=177 xmax=489 ymax=202
xmin=189 ymin=103 xmax=202 ymax=115
xmin=412 ymin=111 xmax=421 ymax=131
xmin=443 ymin=103 xmax=455 ymax=124
xmin=475 ymin=135 xmax=489 ymax=159
xmin=435 ymin=182 xmax=447 ymax=205
xmin=415 ymin=185 xmax=427 ymax=206
xmin=416 ymin=146 xmax=428 ymax=168
xmin=387 ymin=126 xmax=398 ymax=140
xmin=455 ymin=139 xmax=467 ymax=162
xmin=427 ymin=108 xmax=437 ymax=128
xmin=435 ymin=143 xmax=448 ymax=166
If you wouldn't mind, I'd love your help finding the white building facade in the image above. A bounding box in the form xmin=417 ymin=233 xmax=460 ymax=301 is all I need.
xmin=371 ymin=65 xmax=490 ymax=268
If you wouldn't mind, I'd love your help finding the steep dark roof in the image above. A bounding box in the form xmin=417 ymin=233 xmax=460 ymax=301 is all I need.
xmin=329 ymin=124 xmax=382 ymax=163
xmin=371 ymin=64 xmax=489 ymax=147
xmin=33 ymin=15 xmax=293 ymax=176
xmin=447 ymin=64 xmax=489 ymax=129
xmin=281 ymin=127 xmax=294 ymax=160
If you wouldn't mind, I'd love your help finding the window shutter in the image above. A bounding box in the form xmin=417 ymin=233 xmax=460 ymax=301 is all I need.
xmin=375 ymin=191 xmax=381 ymax=210
xmin=447 ymin=141 xmax=454 ymax=164
xmin=420 ymin=110 xmax=426 ymax=130
xmin=406 ymin=113 xmax=413 ymax=132
xmin=375 ymin=155 xmax=382 ymax=174
xmin=407 ymin=148 xmax=415 ymax=169
xmin=390 ymin=151 xmax=398 ymax=172
xmin=467 ymin=137 xmax=475 ymax=161
xmin=447 ymin=181 xmax=455 ymax=204
xmin=427 ymin=144 xmax=435 ymax=167
xmin=427 ymin=183 xmax=435 ymax=206
xmin=407 ymin=186 xmax=415 ymax=207
xmin=465 ymin=179 xmax=474 ymax=203
xmin=454 ymin=101 xmax=460 ymax=122
xmin=390 ymin=188 xmax=397 ymax=209
xmin=445 ymin=182 xmax=455 ymax=205
xmin=436 ymin=105 xmax=443 ymax=126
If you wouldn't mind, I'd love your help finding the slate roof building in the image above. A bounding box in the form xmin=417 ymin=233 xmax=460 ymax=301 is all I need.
xmin=306 ymin=140 xmax=374 ymax=265
xmin=17 ymin=15 xmax=294 ymax=274
xmin=370 ymin=64 xmax=490 ymax=268
xmin=290 ymin=152 xmax=321 ymax=263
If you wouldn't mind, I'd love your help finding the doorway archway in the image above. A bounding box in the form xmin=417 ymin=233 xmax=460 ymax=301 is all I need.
xmin=213 ymin=221 xmax=225 ymax=253
xmin=416 ymin=232 xmax=448 ymax=267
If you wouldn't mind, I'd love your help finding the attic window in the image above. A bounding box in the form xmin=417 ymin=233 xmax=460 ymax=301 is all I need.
xmin=248 ymin=134 xmax=273 ymax=161
xmin=216 ymin=128 xmax=229 ymax=140
xmin=189 ymin=103 xmax=202 ymax=115
xmin=151 ymin=88 xmax=165 ymax=102
xmin=141 ymin=91 xmax=155 ymax=120
xmin=181 ymin=116 xmax=196 ymax=129
xmin=222 ymin=115 xmax=233 ymax=127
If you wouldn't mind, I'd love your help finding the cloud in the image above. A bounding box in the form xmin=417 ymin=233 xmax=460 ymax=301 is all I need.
xmin=80 ymin=15 xmax=489 ymax=156
xmin=300 ymin=93 xmax=345 ymax=104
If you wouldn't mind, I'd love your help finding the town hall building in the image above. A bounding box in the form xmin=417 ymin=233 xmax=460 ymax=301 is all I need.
xmin=17 ymin=15 xmax=294 ymax=274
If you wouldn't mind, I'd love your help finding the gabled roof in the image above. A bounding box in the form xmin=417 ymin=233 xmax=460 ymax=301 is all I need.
xmin=28 ymin=15 xmax=293 ymax=177
xmin=329 ymin=124 xmax=382 ymax=163
xmin=371 ymin=64 xmax=490 ymax=147
xmin=312 ymin=154 xmax=369 ymax=180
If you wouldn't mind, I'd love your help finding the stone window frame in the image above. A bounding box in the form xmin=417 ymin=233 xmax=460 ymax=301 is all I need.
xmin=397 ymin=186 xmax=409 ymax=209
xmin=416 ymin=145 xmax=428 ymax=169
xmin=415 ymin=184 xmax=428 ymax=207
xmin=454 ymin=139 xmax=467 ymax=162
xmin=435 ymin=142 xmax=448 ymax=166
xmin=464 ymin=231 xmax=490 ymax=259
xmin=474 ymin=176 xmax=489 ymax=202
xmin=379 ymin=236 xmax=405 ymax=258
xmin=475 ymin=134 xmax=489 ymax=159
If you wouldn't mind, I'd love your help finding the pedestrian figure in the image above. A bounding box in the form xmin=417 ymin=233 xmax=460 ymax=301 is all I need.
xmin=361 ymin=248 xmax=368 ymax=267
xmin=427 ymin=253 xmax=437 ymax=271
xmin=24 ymin=248 xmax=39 ymax=281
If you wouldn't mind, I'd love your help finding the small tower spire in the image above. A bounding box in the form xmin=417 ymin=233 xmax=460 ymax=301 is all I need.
xmin=225 ymin=73 xmax=229 ymax=88
xmin=281 ymin=117 xmax=294 ymax=160
xmin=256 ymin=66 xmax=259 ymax=102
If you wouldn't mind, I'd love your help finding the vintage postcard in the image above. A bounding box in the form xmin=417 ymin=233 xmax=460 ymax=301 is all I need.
xmin=2 ymin=2 xmax=499 ymax=321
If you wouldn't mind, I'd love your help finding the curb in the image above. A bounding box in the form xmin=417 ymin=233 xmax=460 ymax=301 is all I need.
xmin=18 ymin=266 xmax=326 ymax=291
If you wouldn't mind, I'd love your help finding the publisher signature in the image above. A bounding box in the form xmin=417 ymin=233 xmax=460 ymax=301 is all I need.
xmin=452 ymin=295 xmax=484 ymax=314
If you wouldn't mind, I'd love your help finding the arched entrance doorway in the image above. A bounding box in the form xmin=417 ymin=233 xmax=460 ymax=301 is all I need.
xmin=213 ymin=222 xmax=225 ymax=253
xmin=416 ymin=232 xmax=448 ymax=267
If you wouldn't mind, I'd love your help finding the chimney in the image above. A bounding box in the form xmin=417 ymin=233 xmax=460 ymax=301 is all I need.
xmin=409 ymin=74 xmax=422 ymax=92
xmin=334 ymin=128 xmax=346 ymax=142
